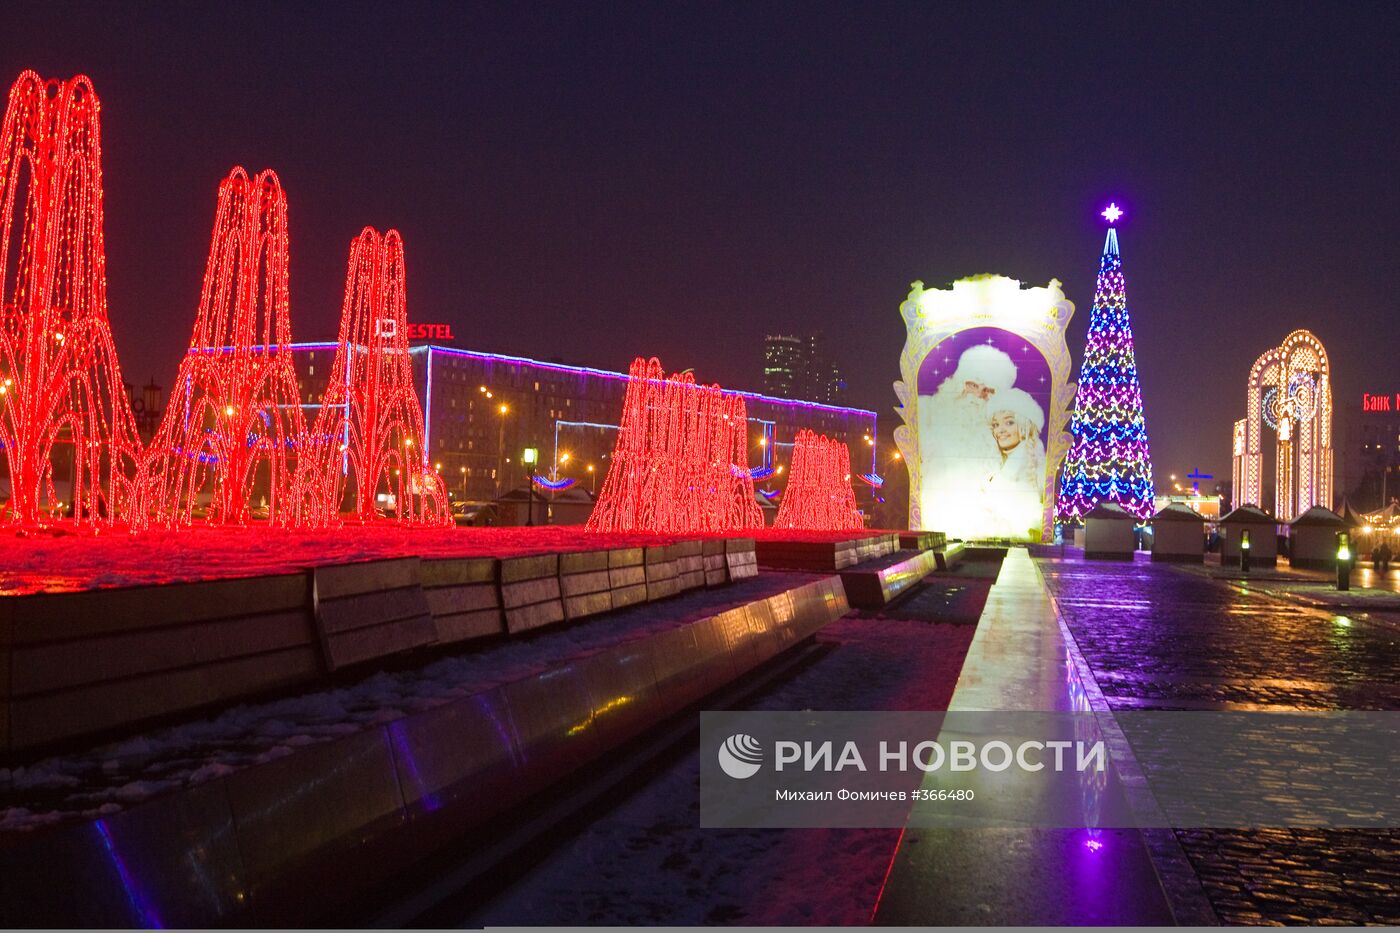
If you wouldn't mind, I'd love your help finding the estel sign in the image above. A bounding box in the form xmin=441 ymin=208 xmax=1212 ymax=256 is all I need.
xmin=406 ymin=323 xmax=456 ymax=341
xmin=1362 ymin=393 xmax=1399 ymax=413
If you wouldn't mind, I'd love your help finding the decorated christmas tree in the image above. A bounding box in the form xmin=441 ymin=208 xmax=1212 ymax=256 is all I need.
xmin=1056 ymin=204 xmax=1156 ymax=523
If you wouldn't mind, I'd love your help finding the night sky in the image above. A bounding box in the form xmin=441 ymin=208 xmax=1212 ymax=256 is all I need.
xmin=7 ymin=2 xmax=1399 ymax=483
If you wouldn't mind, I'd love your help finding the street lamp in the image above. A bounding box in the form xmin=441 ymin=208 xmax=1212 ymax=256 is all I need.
xmin=459 ymin=465 xmax=467 ymax=498
xmin=493 ymin=401 xmax=509 ymax=497
xmin=522 ymin=447 xmax=538 ymax=526
xmin=587 ymin=463 xmax=596 ymax=494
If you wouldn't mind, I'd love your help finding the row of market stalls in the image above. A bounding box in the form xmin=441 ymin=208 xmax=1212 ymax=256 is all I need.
xmin=1078 ymin=500 xmax=1393 ymax=568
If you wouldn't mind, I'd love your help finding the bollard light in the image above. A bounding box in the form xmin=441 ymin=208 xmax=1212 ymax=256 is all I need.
xmin=1337 ymin=532 xmax=1352 ymax=591
xmin=1240 ymin=529 xmax=1251 ymax=574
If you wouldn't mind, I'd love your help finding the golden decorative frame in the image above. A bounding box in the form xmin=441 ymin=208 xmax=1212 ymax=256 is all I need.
xmin=893 ymin=275 xmax=1076 ymax=540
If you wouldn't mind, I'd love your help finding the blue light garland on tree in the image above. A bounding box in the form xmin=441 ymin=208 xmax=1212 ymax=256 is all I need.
xmin=1056 ymin=204 xmax=1156 ymax=523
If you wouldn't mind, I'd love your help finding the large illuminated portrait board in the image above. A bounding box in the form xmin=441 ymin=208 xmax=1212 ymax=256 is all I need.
xmin=894 ymin=276 xmax=1075 ymax=541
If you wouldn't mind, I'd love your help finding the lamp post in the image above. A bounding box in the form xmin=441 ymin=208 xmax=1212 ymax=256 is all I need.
xmin=587 ymin=463 xmax=596 ymax=494
xmin=459 ymin=465 xmax=467 ymax=499
xmin=496 ymin=402 xmax=509 ymax=497
xmin=478 ymin=386 xmax=509 ymax=498
xmin=553 ymin=453 xmax=573 ymax=525
xmin=522 ymin=447 xmax=538 ymax=526
xmin=1240 ymin=529 xmax=1251 ymax=574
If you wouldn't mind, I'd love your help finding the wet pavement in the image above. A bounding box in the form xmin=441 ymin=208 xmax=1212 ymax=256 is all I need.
xmin=875 ymin=552 xmax=1179 ymax=926
xmin=1041 ymin=558 xmax=1400 ymax=925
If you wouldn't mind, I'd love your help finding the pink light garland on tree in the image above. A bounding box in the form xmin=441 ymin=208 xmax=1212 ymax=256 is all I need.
xmin=310 ymin=227 xmax=448 ymax=525
xmin=773 ymin=429 xmax=863 ymax=531
xmin=0 ymin=71 xmax=143 ymax=527
xmin=586 ymin=357 xmax=763 ymax=535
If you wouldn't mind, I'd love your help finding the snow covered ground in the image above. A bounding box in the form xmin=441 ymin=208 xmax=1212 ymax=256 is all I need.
xmin=0 ymin=573 xmax=814 ymax=832
xmin=461 ymin=602 xmax=978 ymax=926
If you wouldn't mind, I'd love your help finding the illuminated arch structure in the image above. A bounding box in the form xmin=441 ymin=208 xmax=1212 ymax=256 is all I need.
xmin=1233 ymin=329 xmax=1333 ymax=520
xmin=145 ymin=168 xmax=317 ymax=527
xmin=310 ymin=227 xmax=448 ymax=524
xmin=0 ymin=71 xmax=142 ymax=526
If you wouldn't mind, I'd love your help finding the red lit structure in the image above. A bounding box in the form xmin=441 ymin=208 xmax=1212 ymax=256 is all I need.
xmin=0 ymin=72 xmax=142 ymax=526
xmin=310 ymin=228 xmax=448 ymax=524
xmin=773 ymin=429 xmax=863 ymax=531
xmin=145 ymin=168 xmax=317 ymax=527
xmin=586 ymin=357 xmax=762 ymax=534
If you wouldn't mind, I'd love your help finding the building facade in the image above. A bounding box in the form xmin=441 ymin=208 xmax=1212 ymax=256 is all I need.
xmin=1337 ymin=390 xmax=1400 ymax=511
xmin=290 ymin=343 xmax=877 ymax=502
xmin=762 ymin=333 xmax=846 ymax=405
xmin=122 ymin=380 xmax=164 ymax=443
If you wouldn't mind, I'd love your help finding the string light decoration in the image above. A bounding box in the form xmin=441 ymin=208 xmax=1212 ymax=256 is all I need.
xmin=772 ymin=430 xmax=863 ymax=530
xmin=1055 ymin=207 xmax=1156 ymax=523
xmin=585 ymin=357 xmax=763 ymax=534
xmin=309 ymin=227 xmax=448 ymax=525
xmin=857 ymin=472 xmax=884 ymax=488
xmin=531 ymin=474 xmax=576 ymax=491
xmin=145 ymin=168 xmax=318 ymax=527
xmin=0 ymin=71 xmax=143 ymax=526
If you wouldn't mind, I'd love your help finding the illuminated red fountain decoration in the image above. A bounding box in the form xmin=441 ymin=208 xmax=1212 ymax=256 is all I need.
xmin=773 ymin=430 xmax=863 ymax=531
xmin=0 ymin=72 xmax=143 ymax=526
xmin=586 ymin=357 xmax=762 ymax=534
xmin=310 ymin=227 xmax=448 ymax=524
xmin=144 ymin=167 xmax=318 ymax=527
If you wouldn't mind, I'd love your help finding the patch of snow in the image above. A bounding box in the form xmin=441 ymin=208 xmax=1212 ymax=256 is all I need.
xmin=466 ymin=614 xmax=975 ymax=925
xmin=0 ymin=574 xmax=813 ymax=833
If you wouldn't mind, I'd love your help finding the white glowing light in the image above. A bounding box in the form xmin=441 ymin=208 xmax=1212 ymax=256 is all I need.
xmin=1101 ymin=203 xmax=1123 ymax=224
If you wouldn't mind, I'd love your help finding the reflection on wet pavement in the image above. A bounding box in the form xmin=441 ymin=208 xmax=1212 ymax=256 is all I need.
xmin=1041 ymin=559 xmax=1400 ymax=924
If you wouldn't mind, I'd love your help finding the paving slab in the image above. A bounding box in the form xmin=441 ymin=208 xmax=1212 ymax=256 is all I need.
xmin=873 ymin=550 xmax=1177 ymax=925
xmin=1041 ymin=558 xmax=1400 ymax=924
